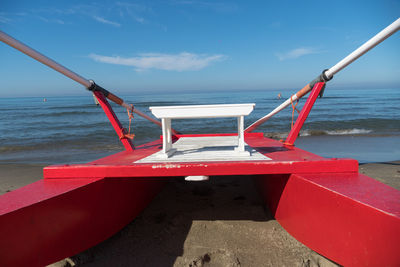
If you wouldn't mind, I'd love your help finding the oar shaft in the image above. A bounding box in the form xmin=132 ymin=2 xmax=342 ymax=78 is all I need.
xmin=133 ymin=109 xmax=162 ymax=127
xmin=246 ymin=18 xmax=400 ymax=133
xmin=0 ymin=30 xmax=169 ymax=131
xmin=0 ymin=31 xmax=91 ymax=88
xmin=325 ymin=18 xmax=400 ymax=79
xmin=245 ymin=94 xmax=298 ymax=133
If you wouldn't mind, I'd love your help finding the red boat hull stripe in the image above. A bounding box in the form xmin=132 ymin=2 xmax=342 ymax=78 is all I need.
xmin=43 ymin=159 xmax=358 ymax=179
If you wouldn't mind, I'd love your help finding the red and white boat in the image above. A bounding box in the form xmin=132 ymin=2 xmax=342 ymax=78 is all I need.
xmin=1 ymin=19 xmax=399 ymax=267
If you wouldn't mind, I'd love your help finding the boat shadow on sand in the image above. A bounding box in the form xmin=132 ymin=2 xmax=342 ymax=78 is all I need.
xmin=69 ymin=175 xmax=336 ymax=267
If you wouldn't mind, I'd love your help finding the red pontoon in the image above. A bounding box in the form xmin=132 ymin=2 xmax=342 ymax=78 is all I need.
xmin=0 ymin=19 xmax=399 ymax=267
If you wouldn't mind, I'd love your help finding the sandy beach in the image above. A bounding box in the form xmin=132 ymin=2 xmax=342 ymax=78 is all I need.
xmin=1 ymin=161 xmax=399 ymax=267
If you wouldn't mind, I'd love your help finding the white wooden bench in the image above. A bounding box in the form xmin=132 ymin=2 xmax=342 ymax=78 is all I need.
xmin=149 ymin=103 xmax=255 ymax=158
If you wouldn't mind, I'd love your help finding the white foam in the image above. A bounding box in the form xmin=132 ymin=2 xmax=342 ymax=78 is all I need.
xmin=326 ymin=129 xmax=372 ymax=135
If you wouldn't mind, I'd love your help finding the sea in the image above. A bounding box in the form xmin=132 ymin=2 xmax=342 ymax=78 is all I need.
xmin=1 ymin=88 xmax=399 ymax=164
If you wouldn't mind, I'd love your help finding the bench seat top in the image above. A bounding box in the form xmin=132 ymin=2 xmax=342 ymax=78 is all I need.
xmin=149 ymin=103 xmax=255 ymax=119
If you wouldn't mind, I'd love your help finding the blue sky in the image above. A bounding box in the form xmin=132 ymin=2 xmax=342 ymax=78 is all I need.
xmin=1 ymin=0 xmax=399 ymax=97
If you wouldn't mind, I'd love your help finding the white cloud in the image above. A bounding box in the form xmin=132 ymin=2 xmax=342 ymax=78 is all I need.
xmin=89 ymin=52 xmax=227 ymax=72
xmin=276 ymin=47 xmax=322 ymax=61
xmin=54 ymin=19 xmax=65 ymax=25
xmin=172 ymin=1 xmax=238 ymax=12
xmin=92 ymin=16 xmax=121 ymax=27
xmin=3 ymin=3 xmax=150 ymax=27
xmin=115 ymin=2 xmax=148 ymax=24
xmin=134 ymin=17 xmax=145 ymax=24
xmin=0 ymin=13 xmax=12 ymax=24
xmin=37 ymin=16 xmax=65 ymax=24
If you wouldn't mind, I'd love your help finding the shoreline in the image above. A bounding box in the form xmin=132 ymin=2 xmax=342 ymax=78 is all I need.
xmin=0 ymin=161 xmax=399 ymax=266
xmin=2 ymin=133 xmax=399 ymax=166
xmin=0 ymin=163 xmax=46 ymax=195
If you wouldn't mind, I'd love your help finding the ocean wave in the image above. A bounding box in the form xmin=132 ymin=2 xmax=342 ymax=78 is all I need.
xmin=265 ymin=128 xmax=374 ymax=139
xmin=301 ymin=128 xmax=373 ymax=136
xmin=0 ymin=140 xmax=123 ymax=154
xmin=326 ymin=129 xmax=372 ymax=135
xmin=28 ymin=110 xmax=96 ymax=118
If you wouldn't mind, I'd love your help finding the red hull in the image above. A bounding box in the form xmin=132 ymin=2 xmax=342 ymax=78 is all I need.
xmin=0 ymin=177 xmax=166 ymax=266
xmin=0 ymin=133 xmax=399 ymax=266
xmin=255 ymin=173 xmax=400 ymax=266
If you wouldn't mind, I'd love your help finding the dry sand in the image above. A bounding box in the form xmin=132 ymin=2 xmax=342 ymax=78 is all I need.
xmin=1 ymin=161 xmax=399 ymax=267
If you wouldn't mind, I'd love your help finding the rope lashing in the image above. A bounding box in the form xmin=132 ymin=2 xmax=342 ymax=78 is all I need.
xmin=119 ymin=104 xmax=135 ymax=140
xmin=278 ymin=96 xmax=301 ymax=146
xmin=290 ymin=95 xmax=300 ymax=129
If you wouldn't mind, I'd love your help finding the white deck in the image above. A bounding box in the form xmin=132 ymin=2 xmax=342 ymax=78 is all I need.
xmin=135 ymin=136 xmax=271 ymax=163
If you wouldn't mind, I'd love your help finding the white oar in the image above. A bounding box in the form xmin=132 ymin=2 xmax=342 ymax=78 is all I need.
xmin=245 ymin=17 xmax=400 ymax=133
xmin=0 ymin=31 xmax=180 ymax=134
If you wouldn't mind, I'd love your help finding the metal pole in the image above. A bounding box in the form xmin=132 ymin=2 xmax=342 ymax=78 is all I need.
xmin=245 ymin=17 xmax=400 ymax=133
xmin=0 ymin=31 xmax=91 ymax=87
xmin=325 ymin=18 xmax=400 ymax=79
xmin=0 ymin=30 xmax=169 ymax=131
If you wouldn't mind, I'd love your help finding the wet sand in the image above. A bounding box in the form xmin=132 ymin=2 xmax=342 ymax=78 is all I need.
xmin=0 ymin=161 xmax=399 ymax=266
xmin=0 ymin=163 xmax=46 ymax=195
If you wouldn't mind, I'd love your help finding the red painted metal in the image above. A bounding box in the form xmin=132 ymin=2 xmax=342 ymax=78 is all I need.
xmin=44 ymin=158 xmax=358 ymax=179
xmin=0 ymin=177 xmax=166 ymax=266
xmin=93 ymin=91 xmax=134 ymax=151
xmin=254 ymin=172 xmax=400 ymax=266
xmin=43 ymin=133 xmax=358 ymax=179
xmin=0 ymin=133 xmax=399 ymax=266
xmin=285 ymin=82 xmax=325 ymax=145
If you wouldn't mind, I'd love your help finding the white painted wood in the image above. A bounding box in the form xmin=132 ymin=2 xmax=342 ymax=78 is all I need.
xmin=150 ymin=103 xmax=255 ymax=119
xmin=135 ymin=136 xmax=271 ymax=163
xmin=161 ymin=118 xmax=168 ymax=154
xmin=159 ymin=118 xmax=176 ymax=158
xmin=150 ymin=103 xmax=255 ymax=157
xmin=166 ymin=118 xmax=172 ymax=150
xmin=238 ymin=116 xmax=245 ymax=152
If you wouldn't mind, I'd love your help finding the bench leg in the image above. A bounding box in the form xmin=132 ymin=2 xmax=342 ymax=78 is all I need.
xmin=166 ymin=118 xmax=172 ymax=151
xmin=160 ymin=118 xmax=175 ymax=158
xmin=237 ymin=116 xmax=245 ymax=152
xmin=162 ymin=118 xmax=168 ymax=154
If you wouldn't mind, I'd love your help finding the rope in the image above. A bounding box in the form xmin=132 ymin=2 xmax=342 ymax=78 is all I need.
xmin=278 ymin=95 xmax=301 ymax=147
xmin=120 ymin=104 xmax=135 ymax=140
xmin=290 ymin=95 xmax=300 ymax=129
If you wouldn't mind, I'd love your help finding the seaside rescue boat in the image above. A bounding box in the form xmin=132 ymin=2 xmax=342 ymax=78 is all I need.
xmin=0 ymin=18 xmax=399 ymax=267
